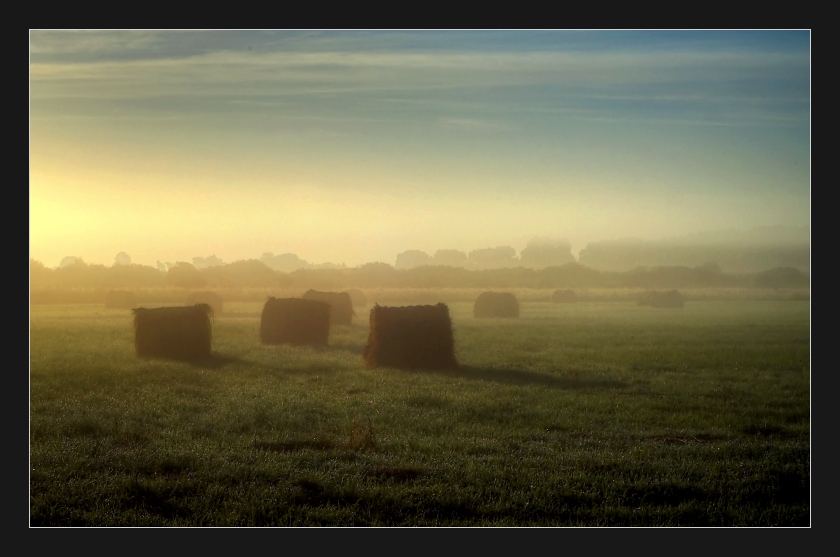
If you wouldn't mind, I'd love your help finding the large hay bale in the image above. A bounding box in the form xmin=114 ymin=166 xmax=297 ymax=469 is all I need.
xmin=186 ymin=291 xmax=223 ymax=315
xmin=301 ymin=289 xmax=355 ymax=326
xmin=473 ymin=292 xmax=519 ymax=318
xmin=105 ymin=290 xmax=137 ymax=309
xmin=260 ymin=297 xmax=330 ymax=346
xmin=551 ymin=289 xmax=578 ymax=303
xmin=362 ymin=303 xmax=457 ymax=369
xmin=133 ymin=304 xmax=213 ymax=359
xmin=650 ymin=290 xmax=685 ymax=308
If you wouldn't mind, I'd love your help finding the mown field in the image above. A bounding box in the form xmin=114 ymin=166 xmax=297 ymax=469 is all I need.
xmin=29 ymin=297 xmax=810 ymax=526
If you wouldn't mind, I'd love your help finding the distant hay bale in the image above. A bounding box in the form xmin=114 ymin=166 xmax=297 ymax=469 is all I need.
xmin=301 ymin=289 xmax=355 ymax=326
xmin=650 ymin=290 xmax=685 ymax=308
xmin=637 ymin=291 xmax=656 ymax=306
xmin=105 ymin=290 xmax=137 ymax=309
xmin=260 ymin=297 xmax=330 ymax=346
xmin=133 ymin=304 xmax=213 ymax=360
xmin=638 ymin=290 xmax=684 ymax=308
xmin=363 ymin=303 xmax=457 ymax=369
xmin=551 ymin=289 xmax=578 ymax=303
xmin=474 ymin=292 xmax=519 ymax=318
xmin=347 ymin=288 xmax=368 ymax=308
xmin=186 ymin=291 xmax=223 ymax=315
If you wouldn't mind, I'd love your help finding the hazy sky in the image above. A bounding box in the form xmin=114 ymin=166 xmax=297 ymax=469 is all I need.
xmin=30 ymin=30 xmax=810 ymax=268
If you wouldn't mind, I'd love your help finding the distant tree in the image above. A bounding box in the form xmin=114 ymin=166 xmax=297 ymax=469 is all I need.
xmin=467 ymin=246 xmax=518 ymax=270
xmin=192 ymin=254 xmax=225 ymax=269
xmin=431 ymin=249 xmax=468 ymax=268
xmin=30 ymin=259 xmax=56 ymax=288
xmin=260 ymin=252 xmax=311 ymax=272
xmin=753 ymin=267 xmax=809 ymax=289
xmin=59 ymin=256 xmax=84 ymax=268
xmin=202 ymin=259 xmax=277 ymax=287
xmin=156 ymin=261 xmax=168 ymax=272
xmin=166 ymin=261 xmax=206 ymax=288
xmin=395 ymin=250 xmax=431 ymax=270
xmin=354 ymin=262 xmax=397 ymax=287
xmin=519 ymin=237 xmax=575 ymax=269
xmin=114 ymin=252 xmax=132 ymax=266
xmin=107 ymin=262 xmax=166 ymax=288
xmin=693 ymin=262 xmax=723 ymax=285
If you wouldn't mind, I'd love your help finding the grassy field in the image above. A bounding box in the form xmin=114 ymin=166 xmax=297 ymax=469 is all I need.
xmin=29 ymin=297 xmax=810 ymax=526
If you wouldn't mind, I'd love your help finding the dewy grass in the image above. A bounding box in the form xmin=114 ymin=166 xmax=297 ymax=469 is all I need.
xmin=30 ymin=298 xmax=810 ymax=526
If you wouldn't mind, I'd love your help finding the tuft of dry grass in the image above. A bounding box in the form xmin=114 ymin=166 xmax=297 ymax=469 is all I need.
xmin=345 ymin=418 xmax=376 ymax=451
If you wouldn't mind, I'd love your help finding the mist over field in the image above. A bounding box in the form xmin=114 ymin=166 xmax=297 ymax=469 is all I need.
xmin=29 ymin=31 xmax=810 ymax=527
xmin=30 ymin=31 xmax=809 ymax=271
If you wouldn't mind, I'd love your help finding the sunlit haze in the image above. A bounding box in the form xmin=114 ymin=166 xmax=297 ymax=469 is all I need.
xmin=30 ymin=30 xmax=810 ymax=268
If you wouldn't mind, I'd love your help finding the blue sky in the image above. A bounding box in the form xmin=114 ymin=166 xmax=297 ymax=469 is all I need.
xmin=30 ymin=30 xmax=810 ymax=268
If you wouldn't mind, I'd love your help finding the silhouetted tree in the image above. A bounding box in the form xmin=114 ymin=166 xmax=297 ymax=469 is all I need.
xmin=260 ymin=252 xmax=311 ymax=272
xmin=114 ymin=252 xmax=132 ymax=266
xmin=431 ymin=249 xmax=468 ymax=268
xmin=692 ymin=262 xmax=723 ymax=285
xmin=753 ymin=267 xmax=809 ymax=289
xmin=166 ymin=262 xmax=206 ymax=288
xmin=192 ymin=254 xmax=225 ymax=269
xmin=519 ymin=237 xmax=575 ymax=269
xmin=202 ymin=259 xmax=277 ymax=287
xmin=59 ymin=256 xmax=84 ymax=268
xmin=395 ymin=250 xmax=431 ymax=270
xmin=467 ymin=246 xmax=518 ymax=270
xmin=30 ymin=259 xmax=56 ymax=288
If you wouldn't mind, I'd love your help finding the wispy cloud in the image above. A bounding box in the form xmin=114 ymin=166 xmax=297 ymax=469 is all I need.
xmin=30 ymin=43 xmax=809 ymax=131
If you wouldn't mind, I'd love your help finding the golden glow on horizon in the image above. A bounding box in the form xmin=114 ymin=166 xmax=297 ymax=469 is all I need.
xmin=30 ymin=32 xmax=810 ymax=268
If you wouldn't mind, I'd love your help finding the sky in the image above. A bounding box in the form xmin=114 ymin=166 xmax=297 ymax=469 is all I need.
xmin=30 ymin=30 xmax=811 ymax=268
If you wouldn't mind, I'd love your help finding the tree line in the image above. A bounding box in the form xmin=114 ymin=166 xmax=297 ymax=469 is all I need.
xmin=30 ymin=257 xmax=809 ymax=292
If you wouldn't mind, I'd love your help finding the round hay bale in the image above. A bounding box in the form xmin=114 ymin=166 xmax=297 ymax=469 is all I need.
xmin=132 ymin=304 xmax=213 ymax=360
xmin=637 ymin=291 xmax=656 ymax=306
xmin=260 ymin=297 xmax=330 ymax=346
xmin=186 ymin=291 xmax=223 ymax=315
xmin=551 ymin=289 xmax=578 ymax=303
xmin=362 ymin=303 xmax=457 ymax=369
xmin=105 ymin=290 xmax=137 ymax=309
xmin=473 ymin=292 xmax=519 ymax=318
xmin=650 ymin=290 xmax=685 ymax=308
xmin=301 ymin=290 xmax=355 ymax=326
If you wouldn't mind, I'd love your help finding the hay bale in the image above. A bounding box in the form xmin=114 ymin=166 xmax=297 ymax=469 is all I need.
xmin=105 ymin=290 xmax=137 ymax=309
xmin=473 ymin=292 xmax=519 ymax=318
xmin=650 ymin=290 xmax=685 ymax=308
xmin=133 ymin=304 xmax=213 ymax=359
xmin=301 ymin=289 xmax=355 ymax=326
xmin=347 ymin=288 xmax=368 ymax=308
xmin=260 ymin=297 xmax=330 ymax=346
xmin=637 ymin=291 xmax=656 ymax=306
xmin=186 ymin=291 xmax=223 ymax=315
xmin=551 ymin=289 xmax=578 ymax=303
xmin=363 ymin=303 xmax=457 ymax=369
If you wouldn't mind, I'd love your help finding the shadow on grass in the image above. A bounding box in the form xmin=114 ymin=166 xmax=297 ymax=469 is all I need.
xmin=400 ymin=365 xmax=628 ymax=390
xmin=324 ymin=342 xmax=367 ymax=355
xmin=187 ymin=353 xmax=250 ymax=369
xmin=141 ymin=353 xmax=248 ymax=369
xmin=254 ymin=439 xmax=337 ymax=452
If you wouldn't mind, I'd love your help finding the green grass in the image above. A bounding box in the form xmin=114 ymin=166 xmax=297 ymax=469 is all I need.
xmin=29 ymin=299 xmax=810 ymax=526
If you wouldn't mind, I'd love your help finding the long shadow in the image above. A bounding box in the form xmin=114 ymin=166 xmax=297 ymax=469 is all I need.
xmin=400 ymin=365 xmax=628 ymax=390
xmin=324 ymin=342 xmax=367 ymax=355
xmin=183 ymin=353 xmax=249 ymax=369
